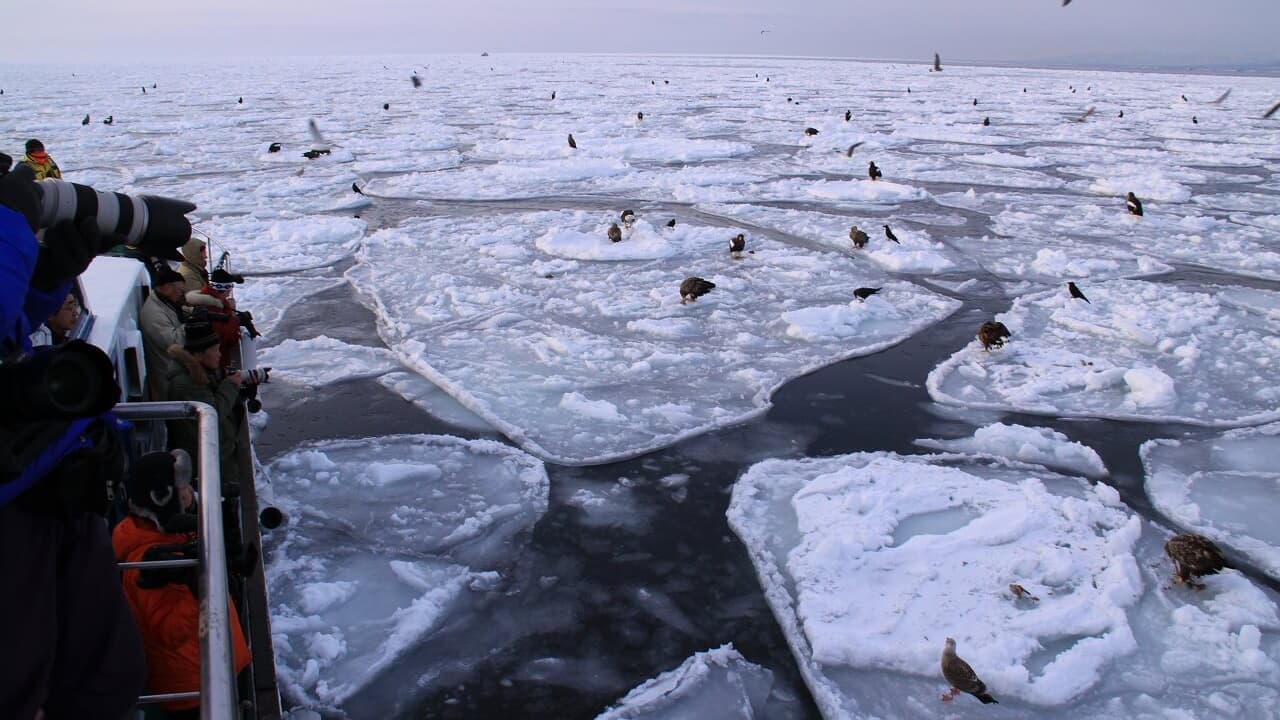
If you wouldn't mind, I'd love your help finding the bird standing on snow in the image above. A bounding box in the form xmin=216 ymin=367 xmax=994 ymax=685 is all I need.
xmin=81 ymin=114 xmax=90 ymax=125
xmin=982 ymin=116 xmax=990 ymax=126
xmin=853 ymin=287 xmax=881 ymax=301
xmin=868 ymin=162 xmax=882 ymax=181
xmin=1166 ymin=533 xmax=1229 ymax=590
xmin=666 ymin=218 xmax=676 ymax=229
xmin=804 ymin=127 xmax=819 ymax=136
xmin=567 ymin=133 xmax=577 ymax=149
xmin=883 ymin=225 xmax=900 ymax=244
xmin=103 ymin=116 xmax=113 ymax=125
xmin=620 ymin=209 xmax=636 ymax=228
xmin=1126 ymin=192 xmax=1143 ymax=216
xmin=977 ymin=321 xmax=1011 ymax=352
xmin=352 ymin=182 xmax=364 ymax=195
xmin=931 ymin=53 xmax=943 ymax=72
xmin=849 ymin=226 xmax=869 ymax=249
xmin=729 ymin=233 xmax=746 ymax=258
xmin=607 ymin=223 xmax=622 ymax=243
xmin=411 ymin=75 xmax=422 ymax=88
xmin=941 ymin=638 xmax=997 ymax=704
xmin=680 ymin=277 xmax=715 ymax=304
xmin=1067 ymin=281 xmax=1090 ymax=303
xmin=637 ymin=111 xmax=644 ymax=121
xmin=845 ymin=110 xmax=851 ymax=122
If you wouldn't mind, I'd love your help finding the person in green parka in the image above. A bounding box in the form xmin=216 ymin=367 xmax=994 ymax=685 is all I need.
xmin=164 ymin=321 xmax=245 ymax=493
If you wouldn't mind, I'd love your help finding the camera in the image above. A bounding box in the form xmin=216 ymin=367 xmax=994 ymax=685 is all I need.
xmin=35 ymin=178 xmax=196 ymax=259
xmin=0 ymin=341 xmax=119 ymax=423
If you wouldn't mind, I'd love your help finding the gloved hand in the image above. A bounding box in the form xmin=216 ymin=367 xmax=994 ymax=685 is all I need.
xmin=30 ymin=217 xmax=103 ymax=291
xmin=0 ymin=163 xmax=41 ymax=232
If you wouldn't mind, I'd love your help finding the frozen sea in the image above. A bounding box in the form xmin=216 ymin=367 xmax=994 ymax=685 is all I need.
xmin=6 ymin=53 xmax=1280 ymax=718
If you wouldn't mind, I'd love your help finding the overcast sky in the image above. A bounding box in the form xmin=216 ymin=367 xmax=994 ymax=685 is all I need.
xmin=1 ymin=0 xmax=1276 ymax=68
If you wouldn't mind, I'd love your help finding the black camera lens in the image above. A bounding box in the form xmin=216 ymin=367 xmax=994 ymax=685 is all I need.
xmin=0 ymin=341 xmax=119 ymax=421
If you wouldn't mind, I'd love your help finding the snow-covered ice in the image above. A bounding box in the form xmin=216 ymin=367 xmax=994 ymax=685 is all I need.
xmin=1142 ymin=422 xmax=1280 ymax=581
xmin=347 ymin=210 xmax=960 ymax=464
xmin=928 ymin=280 xmax=1280 ymax=426
xmin=916 ymin=422 xmax=1108 ymax=478
xmin=263 ymin=435 xmax=549 ymax=712
xmin=595 ymin=645 xmax=776 ymax=720
xmin=728 ymin=450 xmax=1280 ymax=719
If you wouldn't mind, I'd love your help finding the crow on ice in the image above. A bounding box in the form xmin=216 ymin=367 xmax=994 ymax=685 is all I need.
xmin=567 ymin=133 xmax=577 ymax=149
xmin=883 ymin=225 xmax=900 ymax=244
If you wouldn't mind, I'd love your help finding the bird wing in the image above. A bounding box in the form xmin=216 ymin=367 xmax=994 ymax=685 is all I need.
xmin=1209 ymin=88 xmax=1231 ymax=104
xmin=1264 ymin=100 xmax=1280 ymax=119
xmin=308 ymin=119 xmax=329 ymax=150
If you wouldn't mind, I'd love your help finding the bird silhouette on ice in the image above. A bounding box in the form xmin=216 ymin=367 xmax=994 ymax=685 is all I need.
xmin=941 ymin=638 xmax=997 ymax=704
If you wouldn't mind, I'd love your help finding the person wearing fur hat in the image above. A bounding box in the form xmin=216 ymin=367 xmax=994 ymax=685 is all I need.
xmin=112 ymin=450 xmax=251 ymax=718
xmin=19 ymin=139 xmax=61 ymax=180
xmin=186 ymin=268 xmax=243 ymax=369
xmin=176 ymin=236 xmax=209 ymax=296
xmin=140 ymin=266 xmax=187 ymax=399
xmin=165 ymin=322 xmax=246 ymax=490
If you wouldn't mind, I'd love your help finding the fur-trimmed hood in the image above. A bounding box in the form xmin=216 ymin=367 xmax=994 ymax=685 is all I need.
xmin=167 ymin=344 xmax=209 ymax=385
xmin=184 ymin=291 xmax=223 ymax=309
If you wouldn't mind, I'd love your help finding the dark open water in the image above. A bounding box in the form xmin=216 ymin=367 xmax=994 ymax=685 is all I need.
xmin=252 ymin=189 xmax=1280 ymax=719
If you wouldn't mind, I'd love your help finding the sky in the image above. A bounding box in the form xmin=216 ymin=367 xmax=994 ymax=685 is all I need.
xmin=1 ymin=0 xmax=1277 ymax=69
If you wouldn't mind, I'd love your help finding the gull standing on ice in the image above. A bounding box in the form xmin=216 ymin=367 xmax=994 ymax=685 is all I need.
xmin=680 ymin=277 xmax=715 ymax=304
xmin=1166 ymin=533 xmax=1229 ymax=589
xmin=941 ymin=638 xmax=998 ymax=704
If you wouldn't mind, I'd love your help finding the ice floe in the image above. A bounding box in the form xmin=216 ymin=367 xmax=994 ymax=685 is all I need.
xmin=595 ymin=645 xmax=778 ymax=720
xmin=916 ymin=422 xmax=1108 ymax=478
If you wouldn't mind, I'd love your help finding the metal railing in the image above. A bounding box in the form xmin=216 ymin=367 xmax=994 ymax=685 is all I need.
xmin=113 ymin=401 xmax=237 ymax=720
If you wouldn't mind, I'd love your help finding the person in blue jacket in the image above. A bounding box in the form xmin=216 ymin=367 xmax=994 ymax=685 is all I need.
xmin=0 ymin=164 xmax=147 ymax=720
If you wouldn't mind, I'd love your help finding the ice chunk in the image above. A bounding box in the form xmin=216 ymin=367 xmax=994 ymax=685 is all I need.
xmin=257 ymin=335 xmax=401 ymax=388
xmin=1142 ymin=423 xmax=1280 ymax=581
xmin=928 ymin=281 xmax=1280 ymax=426
xmin=348 ymin=211 xmax=959 ymax=464
xmin=198 ymin=214 xmax=365 ymax=273
xmin=229 ymin=276 xmax=345 ymax=339
xmin=595 ymin=645 xmax=775 ymax=720
xmin=729 ymin=450 xmax=1280 ymax=718
xmin=916 ymin=422 xmax=1108 ymax=478
xmin=264 ymin=435 xmax=549 ymax=711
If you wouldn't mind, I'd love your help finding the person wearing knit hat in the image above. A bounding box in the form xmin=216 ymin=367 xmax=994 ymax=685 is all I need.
xmin=19 ymin=138 xmax=61 ymax=180
xmin=111 ymin=450 xmax=251 ymax=716
xmin=140 ymin=267 xmax=188 ymax=399
xmin=165 ymin=321 xmax=245 ymax=491
xmin=186 ymin=268 xmax=243 ymax=370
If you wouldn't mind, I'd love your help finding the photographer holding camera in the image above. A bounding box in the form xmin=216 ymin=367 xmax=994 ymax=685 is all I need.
xmin=0 ymin=162 xmax=196 ymax=720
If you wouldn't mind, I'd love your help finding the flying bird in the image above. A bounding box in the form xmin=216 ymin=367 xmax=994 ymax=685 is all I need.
xmin=868 ymin=161 xmax=882 ymax=181
xmin=883 ymin=225 xmax=900 ymax=244
xmin=941 ymin=638 xmax=998 ymax=704
xmin=82 ymin=114 xmax=89 ymax=125
xmin=849 ymin=226 xmax=869 ymax=249
xmin=845 ymin=142 xmax=865 ymax=157
xmin=1009 ymin=584 xmax=1039 ymax=601
xmin=977 ymin=321 xmax=1011 ymax=352
xmin=1126 ymin=191 xmax=1144 ymax=216
xmin=1074 ymin=106 xmax=1096 ymax=122
xmin=853 ymin=287 xmax=881 ymax=301
xmin=1208 ymin=88 xmax=1231 ymax=105
xmin=1062 ymin=0 xmax=1072 ymax=5
xmin=1166 ymin=533 xmax=1229 ymax=589
xmin=680 ymin=277 xmax=715 ymax=304
xmin=931 ymin=53 xmax=942 ymax=72
xmin=729 ymin=233 xmax=746 ymax=258
xmin=620 ymin=209 xmax=636 ymax=228
xmin=352 ymin=182 xmax=364 ymax=195
xmin=567 ymin=133 xmax=577 ymax=149
xmin=308 ymin=119 xmax=330 ymax=153
xmin=1264 ymin=100 xmax=1280 ymax=119
xmin=411 ymin=75 xmax=422 ymax=88
xmin=759 ymin=29 xmax=771 ymax=35
xmin=1067 ymin=281 xmax=1090 ymax=303
xmin=607 ymin=223 xmax=622 ymax=243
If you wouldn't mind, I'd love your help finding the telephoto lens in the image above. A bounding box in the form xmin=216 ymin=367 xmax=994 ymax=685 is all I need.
xmin=34 ymin=179 xmax=196 ymax=259
xmin=0 ymin=341 xmax=119 ymax=421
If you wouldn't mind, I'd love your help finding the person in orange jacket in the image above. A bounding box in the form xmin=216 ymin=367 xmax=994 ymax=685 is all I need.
xmin=111 ymin=450 xmax=251 ymax=718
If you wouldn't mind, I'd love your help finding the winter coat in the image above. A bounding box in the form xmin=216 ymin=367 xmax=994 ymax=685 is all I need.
xmin=111 ymin=515 xmax=251 ymax=711
xmin=187 ymin=286 xmax=241 ymax=368
xmin=139 ymin=293 xmax=184 ymax=399
xmin=177 ymin=237 xmax=208 ymax=296
xmin=18 ymin=152 xmax=61 ymax=180
xmin=165 ymin=345 xmax=243 ymax=486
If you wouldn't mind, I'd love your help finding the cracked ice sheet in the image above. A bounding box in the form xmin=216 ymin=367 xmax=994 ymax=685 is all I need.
xmin=197 ymin=214 xmax=366 ymax=273
xmin=257 ymin=335 xmax=401 ymax=388
xmin=263 ymin=434 xmax=549 ymax=712
xmin=229 ymin=276 xmax=346 ymax=340
xmin=346 ymin=211 xmax=959 ymax=464
xmin=727 ymin=451 xmax=1280 ymax=720
xmin=915 ymin=422 xmax=1108 ymax=479
xmin=595 ymin=645 xmax=780 ymax=720
xmin=697 ymin=203 xmax=967 ymax=274
xmin=928 ymin=280 xmax=1280 ymax=427
xmin=1142 ymin=422 xmax=1280 ymax=581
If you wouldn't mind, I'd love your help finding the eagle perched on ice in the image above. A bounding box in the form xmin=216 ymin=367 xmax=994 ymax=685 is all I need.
xmin=680 ymin=277 xmax=715 ymax=304
xmin=1166 ymin=533 xmax=1229 ymax=589
xmin=977 ymin=321 xmax=1011 ymax=352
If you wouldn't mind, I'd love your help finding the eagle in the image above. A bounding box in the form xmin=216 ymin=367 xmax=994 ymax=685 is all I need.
xmin=607 ymin=223 xmax=622 ymax=243
xmin=1166 ymin=533 xmax=1229 ymax=589
xmin=729 ymin=233 xmax=746 ymax=258
xmin=941 ymin=638 xmax=997 ymax=704
xmin=352 ymin=182 xmax=364 ymax=195
xmin=868 ymin=162 xmax=882 ymax=181
xmin=1126 ymin=192 xmax=1143 ymax=217
xmin=977 ymin=321 xmax=1011 ymax=352
xmin=849 ymin=226 xmax=869 ymax=249
xmin=853 ymin=287 xmax=881 ymax=301
xmin=982 ymin=117 xmax=990 ymax=126
xmin=267 ymin=142 xmax=281 ymax=153
xmin=804 ymin=127 xmax=819 ymax=136
xmin=637 ymin=111 xmax=644 ymax=121
xmin=411 ymin=75 xmax=422 ymax=88
xmin=102 ymin=116 xmax=113 ymax=125
xmin=666 ymin=218 xmax=676 ymax=229
xmin=82 ymin=114 xmax=89 ymax=125
xmin=680 ymin=277 xmax=715 ymax=304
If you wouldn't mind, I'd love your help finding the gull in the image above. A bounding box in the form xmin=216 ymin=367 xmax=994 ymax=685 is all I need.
xmin=308 ymin=119 xmax=330 ymax=153
xmin=1074 ymin=106 xmax=1096 ymax=122
xmin=1208 ymin=88 xmax=1231 ymax=104
xmin=845 ymin=142 xmax=864 ymax=157
xmin=351 ymin=182 xmax=364 ymax=195
xmin=941 ymin=638 xmax=997 ymax=704
xmin=1264 ymin=100 xmax=1280 ymax=119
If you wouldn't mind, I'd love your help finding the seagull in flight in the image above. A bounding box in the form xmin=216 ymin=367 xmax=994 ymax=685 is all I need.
xmin=760 ymin=29 xmax=771 ymax=35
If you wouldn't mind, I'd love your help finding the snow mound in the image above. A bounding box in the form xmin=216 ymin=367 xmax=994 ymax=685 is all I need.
xmin=916 ymin=422 xmax=1108 ymax=478
xmin=595 ymin=645 xmax=775 ymax=720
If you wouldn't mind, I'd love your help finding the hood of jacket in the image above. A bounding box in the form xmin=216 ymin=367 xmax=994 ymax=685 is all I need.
xmin=167 ymin=344 xmax=210 ymax=386
xmin=180 ymin=237 xmax=206 ymax=268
